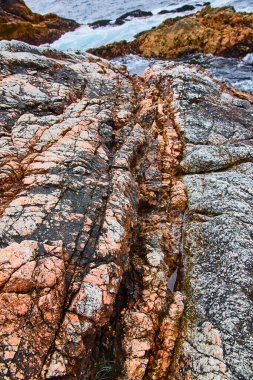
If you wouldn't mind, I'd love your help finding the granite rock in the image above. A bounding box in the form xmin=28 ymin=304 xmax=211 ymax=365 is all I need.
xmin=143 ymin=63 xmax=253 ymax=380
xmin=0 ymin=41 xmax=252 ymax=379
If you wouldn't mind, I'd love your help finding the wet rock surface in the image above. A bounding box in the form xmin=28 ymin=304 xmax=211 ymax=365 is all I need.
xmin=112 ymin=53 xmax=253 ymax=94
xmin=88 ymin=19 xmax=112 ymax=29
xmin=89 ymin=6 xmax=253 ymax=60
xmin=88 ymin=9 xmax=153 ymax=29
xmin=114 ymin=9 xmax=153 ymax=26
xmin=0 ymin=41 xmax=252 ymax=379
xmin=0 ymin=0 xmax=79 ymax=45
xmin=158 ymin=5 xmax=195 ymax=14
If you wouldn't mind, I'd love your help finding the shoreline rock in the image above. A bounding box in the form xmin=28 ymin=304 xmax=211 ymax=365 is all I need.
xmin=88 ymin=5 xmax=253 ymax=60
xmin=88 ymin=19 xmax=112 ymax=29
xmin=0 ymin=0 xmax=79 ymax=45
xmin=158 ymin=4 xmax=195 ymax=14
xmin=0 ymin=40 xmax=252 ymax=380
xmin=88 ymin=9 xmax=153 ymax=29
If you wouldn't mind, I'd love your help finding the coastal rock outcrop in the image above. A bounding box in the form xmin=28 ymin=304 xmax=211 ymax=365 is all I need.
xmin=114 ymin=9 xmax=153 ymax=26
xmin=89 ymin=5 xmax=253 ymax=59
xmin=0 ymin=0 xmax=79 ymax=45
xmin=88 ymin=9 xmax=153 ymax=29
xmin=158 ymin=5 xmax=195 ymax=14
xmin=0 ymin=40 xmax=252 ymax=380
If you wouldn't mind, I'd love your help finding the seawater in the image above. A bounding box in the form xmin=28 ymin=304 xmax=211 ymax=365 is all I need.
xmin=25 ymin=0 xmax=253 ymax=51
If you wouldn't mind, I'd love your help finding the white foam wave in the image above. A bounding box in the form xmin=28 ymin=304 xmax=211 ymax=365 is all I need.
xmin=50 ymin=11 xmax=188 ymax=51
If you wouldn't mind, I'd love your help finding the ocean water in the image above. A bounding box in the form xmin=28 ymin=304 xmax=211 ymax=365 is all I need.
xmin=26 ymin=0 xmax=253 ymax=23
xmin=25 ymin=0 xmax=253 ymax=51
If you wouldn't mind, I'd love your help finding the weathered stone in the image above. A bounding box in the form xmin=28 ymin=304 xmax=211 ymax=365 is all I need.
xmin=143 ymin=63 xmax=253 ymax=380
xmin=0 ymin=40 xmax=138 ymax=379
xmin=0 ymin=41 xmax=252 ymax=380
xmin=88 ymin=19 xmax=112 ymax=29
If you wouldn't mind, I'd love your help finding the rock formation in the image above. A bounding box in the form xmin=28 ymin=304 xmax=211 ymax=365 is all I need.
xmin=158 ymin=5 xmax=195 ymax=14
xmin=88 ymin=19 xmax=112 ymax=29
xmin=114 ymin=9 xmax=153 ymax=26
xmin=89 ymin=5 xmax=253 ymax=59
xmin=88 ymin=9 xmax=153 ymax=29
xmin=0 ymin=40 xmax=252 ymax=380
xmin=0 ymin=0 xmax=79 ymax=45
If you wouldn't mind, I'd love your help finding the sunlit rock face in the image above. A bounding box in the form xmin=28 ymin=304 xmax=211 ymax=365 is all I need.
xmin=0 ymin=41 xmax=252 ymax=380
xmin=89 ymin=6 xmax=253 ymax=60
xmin=0 ymin=0 xmax=79 ymax=45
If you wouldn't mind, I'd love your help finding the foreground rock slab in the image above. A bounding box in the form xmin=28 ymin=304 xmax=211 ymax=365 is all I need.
xmin=0 ymin=41 xmax=252 ymax=379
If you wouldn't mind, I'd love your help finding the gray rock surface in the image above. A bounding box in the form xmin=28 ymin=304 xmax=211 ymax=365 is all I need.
xmin=153 ymin=63 xmax=253 ymax=380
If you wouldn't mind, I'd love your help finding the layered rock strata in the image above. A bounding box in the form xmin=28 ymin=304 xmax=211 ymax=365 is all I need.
xmin=89 ymin=6 xmax=253 ymax=59
xmin=0 ymin=0 xmax=79 ymax=45
xmin=0 ymin=41 xmax=252 ymax=380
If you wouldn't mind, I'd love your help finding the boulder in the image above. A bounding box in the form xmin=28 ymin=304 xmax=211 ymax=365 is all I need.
xmin=87 ymin=9 xmax=153 ymax=29
xmin=88 ymin=19 xmax=111 ymax=29
xmin=114 ymin=9 xmax=153 ymax=25
xmin=0 ymin=0 xmax=79 ymax=45
xmin=158 ymin=4 xmax=195 ymax=14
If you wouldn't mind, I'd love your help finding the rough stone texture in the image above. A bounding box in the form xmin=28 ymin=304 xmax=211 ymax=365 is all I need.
xmin=0 ymin=40 xmax=139 ymax=379
xmin=143 ymin=63 xmax=253 ymax=380
xmin=0 ymin=41 xmax=253 ymax=380
xmin=111 ymin=69 xmax=187 ymax=380
xmin=0 ymin=0 xmax=79 ymax=45
xmin=89 ymin=6 xmax=253 ymax=60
